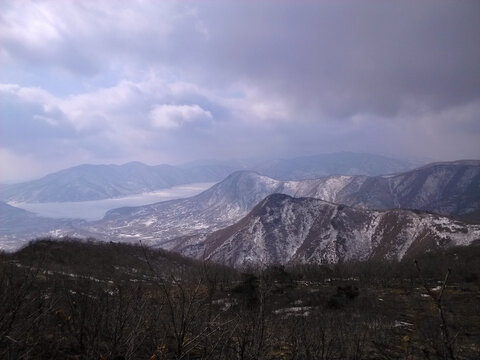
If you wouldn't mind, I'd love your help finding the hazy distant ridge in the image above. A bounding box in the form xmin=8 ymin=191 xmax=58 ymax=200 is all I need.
xmin=254 ymin=152 xmax=417 ymax=180
xmin=0 ymin=152 xmax=417 ymax=203
xmin=0 ymin=162 xmax=235 ymax=203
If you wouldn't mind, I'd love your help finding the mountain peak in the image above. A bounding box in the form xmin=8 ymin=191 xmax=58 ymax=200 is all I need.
xmin=201 ymin=195 xmax=480 ymax=268
xmin=223 ymin=170 xmax=262 ymax=181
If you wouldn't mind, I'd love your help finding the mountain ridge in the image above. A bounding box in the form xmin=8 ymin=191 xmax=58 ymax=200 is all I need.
xmin=192 ymin=193 xmax=480 ymax=268
xmin=0 ymin=152 xmax=420 ymax=203
xmin=254 ymin=151 xmax=419 ymax=180
xmin=1 ymin=160 xmax=479 ymax=258
xmin=0 ymin=162 xmax=235 ymax=203
xmin=81 ymin=160 xmax=480 ymax=248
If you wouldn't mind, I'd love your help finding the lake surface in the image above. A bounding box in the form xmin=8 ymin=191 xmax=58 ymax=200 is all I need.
xmin=11 ymin=182 xmax=215 ymax=221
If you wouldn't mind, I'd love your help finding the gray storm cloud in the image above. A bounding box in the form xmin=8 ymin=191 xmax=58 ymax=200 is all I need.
xmin=0 ymin=0 xmax=479 ymax=182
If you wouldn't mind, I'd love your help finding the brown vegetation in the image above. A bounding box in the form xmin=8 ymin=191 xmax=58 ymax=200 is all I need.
xmin=1 ymin=238 xmax=479 ymax=359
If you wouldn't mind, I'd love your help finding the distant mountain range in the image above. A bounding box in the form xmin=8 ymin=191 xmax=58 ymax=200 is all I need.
xmin=78 ymin=160 xmax=480 ymax=248
xmin=1 ymin=159 xmax=478 ymax=266
xmin=0 ymin=162 xmax=235 ymax=203
xmin=254 ymin=152 xmax=418 ymax=180
xmin=0 ymin=152 xmax=418 ymax=203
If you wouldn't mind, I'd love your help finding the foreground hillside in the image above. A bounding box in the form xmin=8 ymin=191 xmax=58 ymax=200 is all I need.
xmin=1 ymin=238 xmax=479 ymax=359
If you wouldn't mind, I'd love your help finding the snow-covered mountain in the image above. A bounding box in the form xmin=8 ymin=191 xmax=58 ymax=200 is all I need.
xmin=300 ymin=160 xmax=480 ymax=220
xmin=0 ymin=162 xmax=235 ymax=203
xmin=187 ymin=194 xmax=480 ymax=268
xmin=81 ymin=160 xmax=480 ymax=247
xmin=83 ymin=171 xmax=298 ymax=246
xmin=2 ymin=160 xmax=478 ymax=256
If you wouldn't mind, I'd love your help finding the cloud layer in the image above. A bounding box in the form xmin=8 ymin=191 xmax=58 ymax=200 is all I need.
xmin=1 ymin=0 xmax=479 ymax=182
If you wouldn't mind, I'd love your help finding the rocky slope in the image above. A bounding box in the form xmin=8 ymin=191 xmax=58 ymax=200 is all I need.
xmin=189 ymin=194 xmax=480 ymax=268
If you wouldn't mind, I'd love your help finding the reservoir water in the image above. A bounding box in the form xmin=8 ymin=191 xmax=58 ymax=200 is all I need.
xmin=10 ymin=182 xmax=214 ymax=221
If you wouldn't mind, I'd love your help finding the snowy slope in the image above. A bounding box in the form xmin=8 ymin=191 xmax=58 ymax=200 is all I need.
xmin=83 ymin=171 xmax=299 ymax=246
xmin=302 ymin=160 xmax=480 ymax=220
xmin=193 ymin=194 xmax=480 ymax=268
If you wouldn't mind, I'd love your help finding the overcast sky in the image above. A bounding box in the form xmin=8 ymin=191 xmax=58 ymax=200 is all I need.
xmin=1 ymin=0 xmax=479 ymax=182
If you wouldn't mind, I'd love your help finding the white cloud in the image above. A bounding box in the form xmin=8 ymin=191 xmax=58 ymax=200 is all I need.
xmin=0 ymin=0 xmax=478 ymax=182
xmin=0 ymin=83 xmax=56 ymax=104
xmin=150 ymin=104 xmax=212 ymax=129
xmin=0 ymin=0 xmax=203 ymax=77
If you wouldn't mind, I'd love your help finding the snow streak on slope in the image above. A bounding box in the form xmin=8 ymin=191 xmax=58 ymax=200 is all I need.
xmin=196 ymin=194 xmax=480 ymax=268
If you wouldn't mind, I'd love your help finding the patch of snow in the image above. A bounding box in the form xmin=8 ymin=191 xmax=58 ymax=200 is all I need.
xmin=393 ymin=321 xmax=413 ymax=328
